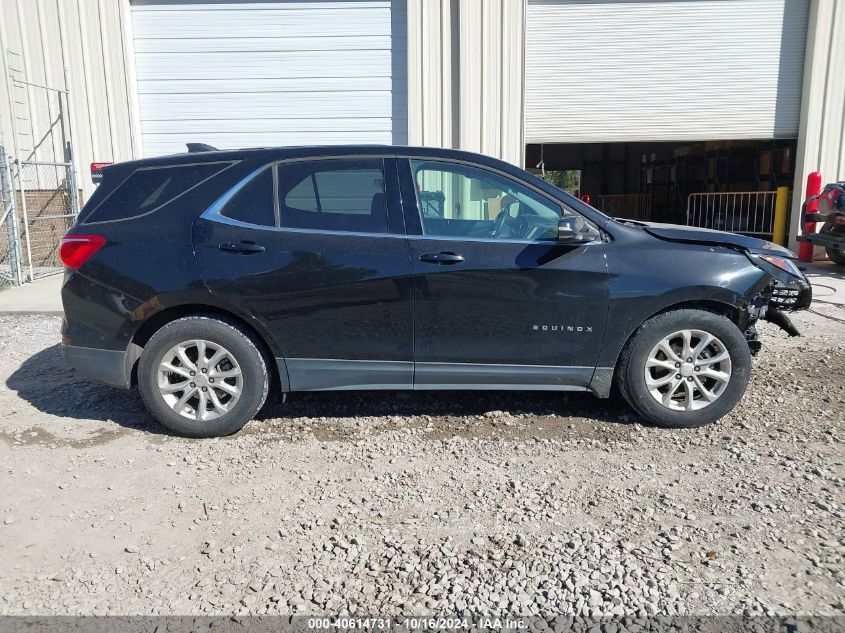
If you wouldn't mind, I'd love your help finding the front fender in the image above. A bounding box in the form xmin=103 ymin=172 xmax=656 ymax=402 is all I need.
xmin=596 ymin=243 xmax=770 ymax=369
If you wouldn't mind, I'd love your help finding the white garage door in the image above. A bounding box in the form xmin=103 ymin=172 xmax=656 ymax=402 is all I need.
xmin=131 ymin=0 xmax=407 ymax=156
xmin=525 ymin=0 xmax=809 ymax=143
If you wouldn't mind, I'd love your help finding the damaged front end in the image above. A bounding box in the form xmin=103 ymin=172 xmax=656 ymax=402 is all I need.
xmin=744 ymin=252 xmax=812 ymax=346
xmin=636 ymin=222 xmax=812 ymax=350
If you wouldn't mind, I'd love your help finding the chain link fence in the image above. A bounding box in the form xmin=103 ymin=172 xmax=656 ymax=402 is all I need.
xmin=0 ymin=147 xmax=81 ymax=287
xmin=2 ymin=50 xmax=81 ymax=288
xmin=0 ymin=148 xmax=23 ymax=289
xmin=16 ymin=160 xmax=79 ymax=280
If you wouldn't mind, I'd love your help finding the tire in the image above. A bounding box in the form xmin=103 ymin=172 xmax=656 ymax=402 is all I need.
xmin=616 ymin=309 xmax=751 ymax=428
xmin=138 ymin=315 xmax=270 ymax=437
xmin=823 ymin=225 xmax=845 ymax=265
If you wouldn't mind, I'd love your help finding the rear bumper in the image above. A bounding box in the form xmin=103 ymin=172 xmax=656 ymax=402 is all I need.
xmin=61 ymin=344 xmax=130 ymax=389
xmin=798 ymin=233 xmax=845 ymax=248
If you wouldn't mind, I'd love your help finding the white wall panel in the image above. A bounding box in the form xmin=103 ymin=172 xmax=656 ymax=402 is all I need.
xmin=789 ymin=0 xmax=845 ymax=248
xmin=406 ymin=0 xmax=456 ymax=151
xmin=458 ymin=0 xmax=525 ymax=165
xmin=525 ymin=0 xmax=810 ymax=143
xmin=406 ymin=0 xmax=524 ymax=166
xmin=0 ymin=0 xmax=139 ymax=200
xmin=131 ymin=0 xmax=407 ymax=156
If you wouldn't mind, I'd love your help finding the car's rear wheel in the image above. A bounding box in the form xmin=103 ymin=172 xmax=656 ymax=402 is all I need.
xmin=616 ymin=309 xmax=751 ymax=428
xmin=138 ymin=315 xmax=270 ymax=437
xmin=821 ymin=224 xmax=845 ymax=265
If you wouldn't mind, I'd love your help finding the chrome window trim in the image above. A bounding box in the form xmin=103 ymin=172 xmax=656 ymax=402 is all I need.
xmin=200 ymin=165 xmax=272 ymax=230
xmin=203 ymin=212 xmax=600 ymax=246
xmin=411 ymin=234 xmax=600 ymax=246
xmin=272 ymin=164 xmax=280 ymax=227
xmin=199 ymin=153 xmax=601 ymax=246
xmin=215 ymin=163 xmax=277 ymax=227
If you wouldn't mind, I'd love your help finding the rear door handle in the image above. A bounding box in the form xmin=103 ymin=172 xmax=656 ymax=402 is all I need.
xmin=219 ymin=241 xmax=265 ymax=254
xmin=419 ymin=252 xmax=465 ymax=265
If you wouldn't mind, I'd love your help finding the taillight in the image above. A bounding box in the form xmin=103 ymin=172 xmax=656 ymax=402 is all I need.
xmin=59 ymin=234 xmax=106 ymax=270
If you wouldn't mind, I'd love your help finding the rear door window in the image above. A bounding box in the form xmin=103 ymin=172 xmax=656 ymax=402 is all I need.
xmin=84 ymin=162 xmax=231 ymax=223
xmin=277 ymin=159 xmax=387 ymax=233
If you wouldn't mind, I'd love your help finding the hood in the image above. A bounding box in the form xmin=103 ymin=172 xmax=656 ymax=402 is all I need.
xmin=638 ymin=222 xmax=795 ymax=258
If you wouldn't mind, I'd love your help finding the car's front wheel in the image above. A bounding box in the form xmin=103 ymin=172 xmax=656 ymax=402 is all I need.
xmin=616 ymin=309 xmax=752 ymax=428
xmin=138 ymin=315 xmax=270 ymax=437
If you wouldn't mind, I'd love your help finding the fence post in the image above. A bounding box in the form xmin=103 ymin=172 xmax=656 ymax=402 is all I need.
xmin=14 ymin=160 xmax=34 ymax=282
xmin=772 ymin=186 xmax=790 ymax=246
xmin=65 ymin=141 xmax=80 ymax=219
xmin=0 ymin=147 xmax=22 ymax=286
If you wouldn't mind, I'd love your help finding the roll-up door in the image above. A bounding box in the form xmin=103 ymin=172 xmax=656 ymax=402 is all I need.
xmin=131 ymin=0 xmax=406 ymax=156
xmin=525 ymin=0 xmax=809 ymax=143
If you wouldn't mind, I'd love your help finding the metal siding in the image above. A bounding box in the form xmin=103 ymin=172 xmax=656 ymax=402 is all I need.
xmin=0 ymin=0 xmax=137 ymax=200
xmin=406 ymin=0 xmax=455 ymax=150
xmin=789 ymin=0 xmax=845 ymax=248
xmin=458 ymin=0 xmax=524 ymax=165
xmin=130 ymin=0 xmax=407 ymax=156
xmin=406 ymin=0 xmax=524 ymax=166
xmin=525 ymin=0 xmax=809 ymax=143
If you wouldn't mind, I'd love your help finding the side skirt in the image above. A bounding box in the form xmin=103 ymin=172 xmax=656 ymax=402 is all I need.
xmin=278 ymin=358 xmax=614 ymax=397
xmin=414 ymin=361 xmax=593 ymax=391
xmin=284 ymin=358 xmax=413 ymax=391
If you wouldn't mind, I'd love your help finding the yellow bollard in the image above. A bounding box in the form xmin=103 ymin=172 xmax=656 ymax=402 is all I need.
xmin=773 ymin=186 xmax=789 ymax=246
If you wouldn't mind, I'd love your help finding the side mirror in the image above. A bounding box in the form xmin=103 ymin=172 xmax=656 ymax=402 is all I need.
xmin=557 ymin=216 xmax=587 ymax=242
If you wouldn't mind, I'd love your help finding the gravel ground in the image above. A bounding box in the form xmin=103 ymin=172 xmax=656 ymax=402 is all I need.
xmin=0 ymin=295 xmax=843 ymax=617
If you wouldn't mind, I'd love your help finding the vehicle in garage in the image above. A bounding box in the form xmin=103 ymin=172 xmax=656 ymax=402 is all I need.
xmin=799 ymin=181 xmax=845 ymax=266
xmin=59 ymin=145 xmax=811 ymax=437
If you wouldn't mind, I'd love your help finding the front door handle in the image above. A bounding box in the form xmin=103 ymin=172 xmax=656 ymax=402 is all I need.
xmin=419 ymin=252 xmax=465 ymax=265
xmin=219 ymin=241 xmax=265 ymax=254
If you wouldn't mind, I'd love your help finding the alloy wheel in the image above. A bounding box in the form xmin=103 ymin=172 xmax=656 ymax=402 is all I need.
xmin=157 ymin=339 xmax=243 ymax=421
xmin=645 ymin=329 xmax=732 ymax=411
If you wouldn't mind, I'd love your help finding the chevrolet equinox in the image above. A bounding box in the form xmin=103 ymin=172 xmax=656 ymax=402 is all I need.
xmin=60 ymin=146 xmax=811 ymax=437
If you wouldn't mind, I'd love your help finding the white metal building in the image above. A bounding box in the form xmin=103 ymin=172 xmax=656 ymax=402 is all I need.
xmin=1 ymin=0 xmax=843 ymax=247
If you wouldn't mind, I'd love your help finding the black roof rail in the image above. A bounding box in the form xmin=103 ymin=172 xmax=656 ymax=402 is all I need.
xmin=186 ymin=143 xmax=219 ymax=153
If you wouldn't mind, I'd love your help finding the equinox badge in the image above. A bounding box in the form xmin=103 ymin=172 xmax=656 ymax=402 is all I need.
xmin=533 ymin=325 xmax=593 ymax=333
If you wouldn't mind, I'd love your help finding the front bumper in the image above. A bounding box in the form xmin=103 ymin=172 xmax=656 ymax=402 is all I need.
xmin=770 ymin=277 xmax=813 ymax=311
xmin=61 ymin=344 xmax=130 ymax=389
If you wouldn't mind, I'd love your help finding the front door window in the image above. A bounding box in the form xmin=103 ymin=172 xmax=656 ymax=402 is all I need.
xmin=411 ymin=159 xmax=581 ymax=241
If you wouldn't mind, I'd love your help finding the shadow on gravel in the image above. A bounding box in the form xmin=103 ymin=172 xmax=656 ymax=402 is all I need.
xmin=8 ymin=345 xmax=636 ymax=438
xmin=258 ymin=389 xmax=634 ymax=426
xmin=6 ymin=344 xmax=172 ymax=436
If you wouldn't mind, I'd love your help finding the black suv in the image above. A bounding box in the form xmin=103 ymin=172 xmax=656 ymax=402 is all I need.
xmin=60 ymin=146 xmax=811 ymax=437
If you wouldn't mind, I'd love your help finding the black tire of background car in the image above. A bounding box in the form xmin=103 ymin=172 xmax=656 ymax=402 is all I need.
xmin=821 ymin=223 xmax=845 ymax=265
xmin=138 ymin=315 xmax=270 ymax=437
xmin=616 ymin=309 xmax=752 ymax=428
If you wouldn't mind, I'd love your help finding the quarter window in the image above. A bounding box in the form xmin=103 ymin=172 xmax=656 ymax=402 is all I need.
xmin=85 ymin=162 xmax=230 ymax=223
xmin=411 ymin=160 xmax=571 ymax=241
xmin=277 ymin=159 xmax=388 ymax=233
xmin=221 ymin=168 xmax=275 ymax=226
